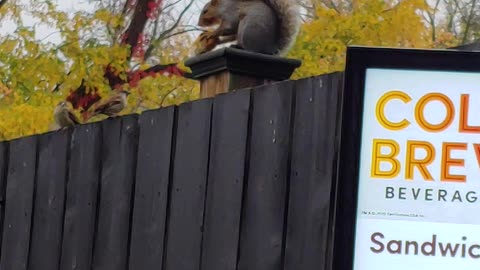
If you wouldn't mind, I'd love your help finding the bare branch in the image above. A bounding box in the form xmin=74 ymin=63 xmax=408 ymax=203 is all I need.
xmin=159 ymin=86 xmax=178 ymax=107
xmin=462 ymin=0 xmax=477 ymax=44
xmin=143 ymin=10 xmax=163 ymax=59
xmin=143 ymin=0 xmax=196 ymax=59
xmin=38 ymin=30 xmax=63 ymax=42
xmin=163 ymin=0 xmax=183 ymax=11
xmin=158 ymin=0 xmax=195 ymax=40
xmin=162 ymin=28 xmax=202 ymax=39
xmin=121 ymin=0 xmax=133 ymax=15
xmin=424 ymin=0 xmax=441 ymax=42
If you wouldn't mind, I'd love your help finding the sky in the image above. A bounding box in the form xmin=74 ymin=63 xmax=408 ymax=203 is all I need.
xmin=0 ymin=0 xmax=95 ymax=43
xmin=0 ymin=0 xmax=449 ymax=46
xmin=0 ymin=0 xmax=204 ymax=44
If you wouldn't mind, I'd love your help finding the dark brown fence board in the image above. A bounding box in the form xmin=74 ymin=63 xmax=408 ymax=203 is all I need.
xmin=60 ymin=123 xmax=102 ymax=270
xmin=0 ymin=136 xmax=38 ymax=270
xmin=324 ymin=74 xmax=343 ymax=270
xmin=284 ymin=74 xmax=342 ymax=270
xmin=164 ymin=99 xmax=212 ymax=270
xmin=201 ymin=90 xmax=251 ymax=270
xmin=29 ymin=130 xmax=71 ymax=270
xmin=92 ymin=116 xmax=139 ymax=270
xmin=129 ymin=107 xmax=175 ymax=270
xmin=0 ymin=142 xmax=8 ymax=255
xmin=237 ymin=82 xmax=294 ymax=270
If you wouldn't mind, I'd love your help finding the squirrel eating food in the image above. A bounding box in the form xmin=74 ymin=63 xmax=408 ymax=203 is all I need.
xmin=194 ymin=0 xmax=300 ymax=56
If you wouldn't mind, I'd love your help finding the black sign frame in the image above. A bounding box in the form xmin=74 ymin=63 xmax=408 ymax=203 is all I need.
xmin=332 ymin=46 xmax=480 ymax=270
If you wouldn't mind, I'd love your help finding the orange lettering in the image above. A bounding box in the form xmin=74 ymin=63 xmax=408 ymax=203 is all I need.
xmin=474 ymin=144 xmax=480 ymax=168
xmin=371 ymin=139 xmax=401 ymax=179
xmin=441 ymin=142 xmax=467 ymax=182
xmin=375 ymin=91 xmax=411 ymax=131
xmin=459 ymin=94 xmax=480 ymax=133
xmin=415 ymin=93 xmax=454 ymax=132
xmin=405 ymin=140 xmax=435 ymax=181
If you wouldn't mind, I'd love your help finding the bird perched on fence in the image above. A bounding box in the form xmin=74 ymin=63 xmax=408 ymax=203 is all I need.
xmin=92 ymin=90 xmax=130 ymax=117
xmin=54 ymin=101 xmax=81 ymax=129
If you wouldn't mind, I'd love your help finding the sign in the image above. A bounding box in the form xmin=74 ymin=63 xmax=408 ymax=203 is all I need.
xmin=333 ymin=47 xmax=480 ymax=270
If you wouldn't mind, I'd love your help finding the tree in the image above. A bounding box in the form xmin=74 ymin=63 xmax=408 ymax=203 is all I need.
xmin=3 ymin=0 xmax=480 ymax=140
xmin=437 ymin=0 xmax=480 ymax=45
xmin=289 ymin=0 xmax=436 ymax=78
xmin=60 ymin=0 xmax=200 ymax=118
xmin=0 ymin=0 xmax=200 ymax=140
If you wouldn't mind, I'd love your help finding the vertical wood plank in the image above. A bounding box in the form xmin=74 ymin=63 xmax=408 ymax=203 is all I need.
xmin=324 ymin=74 xmax=343 ymax=270
xmin=60 ymin=123 xmax=102 ymax=270
xmin=92 ymin=115 xmax=139 ymax=270
xmin=0 ymin=142 xmax=9 ymax=255
xmin=0 ymin=136 xmax=37 ymax=270
xmin=237 ymin=82 xmax=294 ymax=270
xmin=164 ymin=99 xmax=212 ymax=270
xmin=200 ymin=90 xmax=251 ymax=270
xmin=283 ymin=74 xmax=342 ymax=270
xmin=128 ymin=107 xmax=175 ymax=270
xmin=29 ymin=130 xmax=70 ymax=270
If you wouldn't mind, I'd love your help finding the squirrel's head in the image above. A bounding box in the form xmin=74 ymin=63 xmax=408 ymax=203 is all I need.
xmin=55 ymin=100 xmax=71 ymax=113
xmin=198 ymin=1 xmax=221 ymax=27
xmin=57 ymin=101 xmax=68 ymax=108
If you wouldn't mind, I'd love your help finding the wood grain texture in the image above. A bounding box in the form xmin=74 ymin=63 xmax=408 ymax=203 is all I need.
xmin=60 ymin=123 xmax=102 ymax=270
xmin=200 ymin=89 xmax=250 ymax=270
xmin=237 ymin=81 xmax=295 ymax=270
xmin=200 ymin=71 xmax=229 ymax=98
xmin=29 ymin=130 xmax=71 ymax=270
xmin=0 ymin=136 xmax=37 ymax=270
xmin=284 ymin=74 xmax=343 ymax=270
xmin=92 ymin=115 xmax=139 ymax=270
xmin=129 ymin=107 xmax=175 ymax=270
xmin=164 ymin=99 xmax=212 ymax=270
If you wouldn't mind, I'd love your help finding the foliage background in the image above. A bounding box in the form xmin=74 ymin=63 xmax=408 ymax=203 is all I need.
xmin=0 ymin=0 xmax=479 ymax=140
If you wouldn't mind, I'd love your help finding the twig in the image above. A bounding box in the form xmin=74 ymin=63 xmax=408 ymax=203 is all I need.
xmin=159 ymin=86 xmax=178 ymax=107
xmin=158 ymin=0 xmax=194 ymax=40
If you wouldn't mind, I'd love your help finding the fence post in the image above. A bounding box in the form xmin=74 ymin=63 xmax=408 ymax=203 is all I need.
xmin=185 ymin=47 xmax=302 ymax=98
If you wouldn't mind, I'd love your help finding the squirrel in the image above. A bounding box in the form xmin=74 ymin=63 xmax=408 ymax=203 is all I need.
xmin=194 ymin=0 xmax=300 ymax=56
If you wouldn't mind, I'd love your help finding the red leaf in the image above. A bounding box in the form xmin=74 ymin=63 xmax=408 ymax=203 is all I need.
xmin=67 ymin=88 xmax=101 ymax=112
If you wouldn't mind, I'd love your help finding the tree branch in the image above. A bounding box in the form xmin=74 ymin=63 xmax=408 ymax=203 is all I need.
xmin=161 ymin=28 xmax=202 ymax=39
xmin=66 ymin=0 xmax=196 ymax=116
xmin=462 ymin=0 xmax=477 ymax=44
xmin=159 ymin=86 xmax=178 ymax=107
xmin=123 ymin=0 xmax=151 ymax=57
xmin=424 ymin=0 xmax=441 ymax=42
xmin=162 ymin=0 xmax=182 ymax=11
xmin=158 ymin=0 xmax=194 ymax=40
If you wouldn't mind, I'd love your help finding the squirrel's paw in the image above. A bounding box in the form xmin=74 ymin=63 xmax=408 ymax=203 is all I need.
xmin=194 ymin=32 xmax=220 ymax=55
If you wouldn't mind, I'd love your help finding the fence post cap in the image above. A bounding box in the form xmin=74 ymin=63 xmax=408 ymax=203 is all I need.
xmin=185 ymin=47 xmax=302 ymax=81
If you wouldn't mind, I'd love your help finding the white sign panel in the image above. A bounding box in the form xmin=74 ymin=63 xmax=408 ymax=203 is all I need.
xmin=353 ymin=68 xmax=480 ymax=269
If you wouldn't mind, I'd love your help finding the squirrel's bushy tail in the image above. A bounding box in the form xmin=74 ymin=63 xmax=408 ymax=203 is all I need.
xmin=265 ymin=0 xmax=301 ymax=56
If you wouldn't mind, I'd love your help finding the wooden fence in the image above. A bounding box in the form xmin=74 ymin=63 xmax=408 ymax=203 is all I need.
xmin=0 ymin=72 xmax=343 ymax=270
